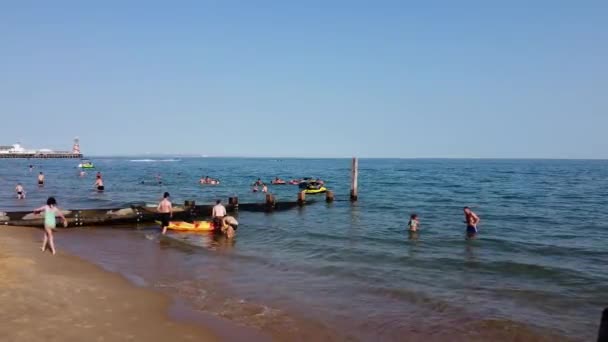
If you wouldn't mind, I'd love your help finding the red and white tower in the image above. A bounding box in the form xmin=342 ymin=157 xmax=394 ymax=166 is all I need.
xmin=72 ymin=137 xmax=81 ymax=154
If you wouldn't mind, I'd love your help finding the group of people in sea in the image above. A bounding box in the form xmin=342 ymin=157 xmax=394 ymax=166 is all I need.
xmin=199 ymin=176 xmax=220 ymax=185
xmin=156 ymin=192 xmax=238 ymax=238
xmin=250 ymin=177 xmax=325 ymax=193
xmin=11 ymin=165 xmax=482 ymax=258
xmin=407 ymin=207 xmax=481 ymax=238
xmin=12 ymin=169 xmax=105 ymax=200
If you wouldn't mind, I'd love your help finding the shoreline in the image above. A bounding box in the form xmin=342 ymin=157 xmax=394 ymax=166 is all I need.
xmin=0 ymin=225 xmax=260 ymax=342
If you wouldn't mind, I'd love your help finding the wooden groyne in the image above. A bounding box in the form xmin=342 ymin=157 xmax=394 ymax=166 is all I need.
xmin=0 ymin=198 xmax=305 ymax=228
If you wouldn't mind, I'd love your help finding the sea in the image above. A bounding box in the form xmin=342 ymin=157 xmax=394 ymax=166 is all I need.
xmin=1 ymin=157 xmax=607 ymax=341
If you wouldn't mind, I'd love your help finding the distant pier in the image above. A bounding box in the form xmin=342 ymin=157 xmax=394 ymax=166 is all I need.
xmin=0 ymin=152 xmax=82 ymax=159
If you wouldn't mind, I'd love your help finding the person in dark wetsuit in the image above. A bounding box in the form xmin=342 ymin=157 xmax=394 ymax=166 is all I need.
xmin=463 ymin=207 xmax=480 ymax=237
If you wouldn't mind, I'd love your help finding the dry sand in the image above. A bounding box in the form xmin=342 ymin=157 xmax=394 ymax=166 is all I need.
xmin=0 ymin=226 xmax=219 ymax=342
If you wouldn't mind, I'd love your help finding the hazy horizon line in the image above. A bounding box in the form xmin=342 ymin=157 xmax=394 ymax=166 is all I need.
xmin=82 ymin=154 xmax=608 ymax=161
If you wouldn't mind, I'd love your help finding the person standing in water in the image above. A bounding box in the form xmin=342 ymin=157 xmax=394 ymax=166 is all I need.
xmin=212 ymin=199 xmax=227 ymax=231
xmin=29 ymin=165 xmax=33 ymax=172
xmin=407 ymin=214 xmax=419 ymax=232
xmin=221 ymin=216 xmax=239 ymax=238
xmin=157 ymin=192 xmax=173 ymax=235
xmin=94 ymin=175 xmax=104 ymax=192
xmin=15 ymin=183 xmax=25 ymax=199
xmin=37 ymin=172 xmax=45 ymax=187
xmin=262 ymin=184 xmax=268 ymax=193
xmin=33 ymin=197 xmax=67 ymax=255
xmin=463 ymin=207 xmax=480 ymax=237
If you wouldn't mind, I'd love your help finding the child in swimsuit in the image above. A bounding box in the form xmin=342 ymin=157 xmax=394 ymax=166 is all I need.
xmin=34 ymin=197 xmax=68 ymax=255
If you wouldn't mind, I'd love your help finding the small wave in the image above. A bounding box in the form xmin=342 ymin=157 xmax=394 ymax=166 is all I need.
xmin=129 ymin=159 xmax=180 ymax=162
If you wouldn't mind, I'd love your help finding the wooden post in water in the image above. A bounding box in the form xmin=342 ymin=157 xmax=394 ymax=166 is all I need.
xmin=229 ymin=196 xmax=239 ymax=211
xmin=265 ymin=194 xmax=275 ymax=208
xmin=325 ymin=190 xmax=334 ymax=203
xmin=599 ymin=308 xmax=608 ymax=342
xmin=297 ymin=191 xmax=306 ymax=205
xmin=350 ymin=157 xmax=358 ymax=201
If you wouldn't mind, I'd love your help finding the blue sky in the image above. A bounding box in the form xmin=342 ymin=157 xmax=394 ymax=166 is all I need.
xmin=1 ymin=1 xmax=606 ymax=158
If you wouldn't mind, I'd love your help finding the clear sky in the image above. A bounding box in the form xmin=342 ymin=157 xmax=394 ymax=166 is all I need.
xmin=1 ymin=1 xmax=606 ymax=158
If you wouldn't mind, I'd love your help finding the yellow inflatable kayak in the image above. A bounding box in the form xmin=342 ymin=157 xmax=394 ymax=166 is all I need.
xmin=304 ymin=186 xmax=327 ymax=194
xmin=156 ymin=221 xmax=215 ymax=232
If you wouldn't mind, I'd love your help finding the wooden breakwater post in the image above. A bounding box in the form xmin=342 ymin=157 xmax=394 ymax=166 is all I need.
xmin=599 ymin=308 xmax=608 ymax=342
xmin=297 ymin=191 xmax=306 ymax=205
xmin=350 ymin=157 xmax=358 ymax=201
xmin=229 ymin=196 xmax=239 ymax=211
xmin=325 ymin=190 xmax=334 ymax=203
xmin=265 ymin=194 xmax=276 ymax=209
xmin=184 ymin=200 xmax=196 ymax=218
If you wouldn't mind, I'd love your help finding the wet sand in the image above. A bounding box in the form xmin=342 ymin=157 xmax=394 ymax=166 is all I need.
xmin=0 ymin=226 xmax=219 ymax=342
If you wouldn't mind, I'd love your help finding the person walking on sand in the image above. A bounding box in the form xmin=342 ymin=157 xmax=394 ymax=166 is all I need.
xmin=94 ymin=175 xmax=105 ymax=192
xmin=158 ymin=192 xmax=173 ymax=235
xmin=15 ymin=183 xmax=26 ymax=199
xmin=212 ymin=199 xmax=227 ymax=230
xmin=37 ymin=172 xmax=45 ymax=186
xmin=463 ymin=207 xmax=480 ymax=237
xmin=34 ymin=197 xmax=67 ymax=255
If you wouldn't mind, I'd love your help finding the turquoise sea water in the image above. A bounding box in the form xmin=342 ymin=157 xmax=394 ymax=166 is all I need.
xmin=1 ymin=158 xmax=607 ymax=340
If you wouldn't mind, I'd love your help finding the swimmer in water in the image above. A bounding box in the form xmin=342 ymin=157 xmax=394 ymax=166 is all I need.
xmin=34 ymin=197 xmax=68 ymax=255
xmin=157 ymin=192 xmax=173 ymax=235
xmin=79 ymin=170 xmax=86 ymax=177
xmin=253 ymin=178 xmax=263 ymax=186
xmin=252 ymin=185 xmax=259 ymax=192
xmin=37 ymin=172 xmax=45 ymax=187
xmin=407 ymin=214 xmax=419 ymax=232
xmin=463 ymin=207 xmax=480 ymax=238
xmin=29 ymin=165 xmax=33 ymax=172
xmin=262 ymin=184 xmax=268 ymax=193
xmin=15 ymin=183 xmax=25 ymax=199
xmin=94 ymin=175 xmax=104 ymax=192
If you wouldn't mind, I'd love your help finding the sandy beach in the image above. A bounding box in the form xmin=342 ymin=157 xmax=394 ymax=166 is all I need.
xmin=0 ymin=225 xmax=219 ymax=342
